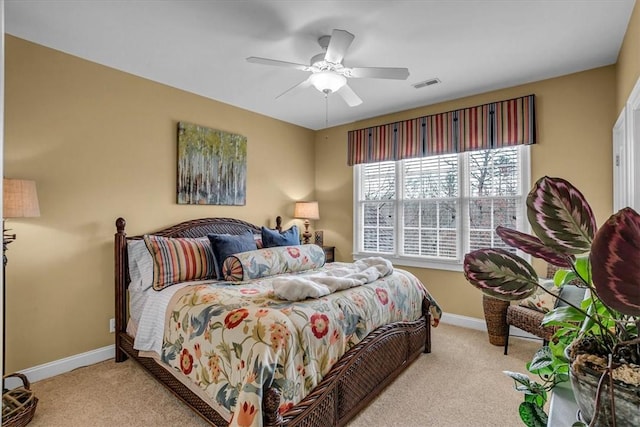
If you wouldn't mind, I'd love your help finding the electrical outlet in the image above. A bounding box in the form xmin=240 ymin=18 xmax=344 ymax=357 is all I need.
xmin=109 ymin=318 xmax=115 ymax=333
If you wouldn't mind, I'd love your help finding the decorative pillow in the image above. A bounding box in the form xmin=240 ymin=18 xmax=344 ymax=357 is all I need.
xmin=127 ymin=239 xmax=154 ymax=292
xmin=207 ymin=231 xmax=258 ymax=279
xmin=261 ymin=225 xmax=299 ymax=248
xmin=518 ymin=279 xmax=561 ymax=313
xmin=222 ymin=244 xmax=325 ymax=282
xmin=143 ymin=235 xmax=216 ymax=290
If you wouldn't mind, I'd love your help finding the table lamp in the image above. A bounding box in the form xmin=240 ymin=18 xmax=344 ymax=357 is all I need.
xmin=293 ymin=201 xmax=319 ymax=244
xmin=4 ymin=179 xmax=41 ymax=265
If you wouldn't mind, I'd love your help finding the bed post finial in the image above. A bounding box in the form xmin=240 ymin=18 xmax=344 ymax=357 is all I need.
xmin=116 ymin=217 xmax=126 ymax=233
xmin=275 ymin=216 xmax=282 ymax=232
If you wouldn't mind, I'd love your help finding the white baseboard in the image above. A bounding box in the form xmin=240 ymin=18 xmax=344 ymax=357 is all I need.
xmin=11 ymin=345 xmax=115 ymax=386
xmin=439 ymin=312 xmax=541 ymax=341
xmin=439 ymin=312 xmax=488 ymax=331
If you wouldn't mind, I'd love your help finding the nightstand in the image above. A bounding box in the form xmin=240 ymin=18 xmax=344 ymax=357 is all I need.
xmin=322 ymin=246 xmax=335 ymax=263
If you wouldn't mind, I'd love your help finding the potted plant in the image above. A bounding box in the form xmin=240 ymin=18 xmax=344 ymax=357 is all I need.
xmin=463 ymin=176 xmax=639 ymax=427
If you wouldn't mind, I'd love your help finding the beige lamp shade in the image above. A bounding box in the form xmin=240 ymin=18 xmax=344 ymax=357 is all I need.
xmin=293 ymin=201 xmax=319 ymax=220
xmin=3 ymin=179 xmax=41 ymax=218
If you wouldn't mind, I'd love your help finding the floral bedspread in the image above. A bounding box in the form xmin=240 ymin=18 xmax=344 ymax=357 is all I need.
xmin=160 ymin=262 xmax=441 ymax=427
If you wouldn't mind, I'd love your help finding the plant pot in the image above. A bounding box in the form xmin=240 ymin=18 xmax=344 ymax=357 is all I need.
xmin=482 ymin=295 xmax=509 ymax=346
xmin=569 ymin=362 xmax=640 ymax=427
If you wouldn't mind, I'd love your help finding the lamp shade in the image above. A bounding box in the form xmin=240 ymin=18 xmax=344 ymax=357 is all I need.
xmin=3 ymin=179 xmax=40 ymax=218
xmin=294 ymin=201 xmax=319 ymax=220
xmin=309 ymin=72 xmax=346 ymax=94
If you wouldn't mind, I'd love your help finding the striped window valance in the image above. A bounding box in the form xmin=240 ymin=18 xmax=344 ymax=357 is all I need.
xmin=347 ymin=94 xmax=536 ymax=166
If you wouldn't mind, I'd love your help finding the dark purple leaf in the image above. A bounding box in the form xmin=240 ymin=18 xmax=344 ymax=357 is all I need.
xmin=526 ymin=177 xmax=597 ymax=255
xmin=590 ymin=207 xmax=640 ymax=316
xmin=463 ymin=248 xmax=539 ymax=301
xmin=496 ymin=226 xmax=573 ymax=268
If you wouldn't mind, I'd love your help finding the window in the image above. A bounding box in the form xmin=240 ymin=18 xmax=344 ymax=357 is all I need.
xmin=354 ymin=145 xmax=530 ymax=271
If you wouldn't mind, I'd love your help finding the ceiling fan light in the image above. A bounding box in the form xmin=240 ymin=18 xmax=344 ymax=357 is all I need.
xmin=309 ymin=71 xmax=346 ymax=93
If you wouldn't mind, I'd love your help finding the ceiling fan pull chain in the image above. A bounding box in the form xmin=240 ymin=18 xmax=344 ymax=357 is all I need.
xmin=325 ymin=91 xmax=329 ymax=128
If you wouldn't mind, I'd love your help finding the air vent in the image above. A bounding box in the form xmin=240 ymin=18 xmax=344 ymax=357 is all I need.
xmin=413 ymin=78 xmax=441 ymax=89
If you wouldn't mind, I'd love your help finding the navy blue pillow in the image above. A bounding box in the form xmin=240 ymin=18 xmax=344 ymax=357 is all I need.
xmin=207 ymin=231 xmax=258 ymax=279
xmin=261 ymin=226 xmax=300 ymax=248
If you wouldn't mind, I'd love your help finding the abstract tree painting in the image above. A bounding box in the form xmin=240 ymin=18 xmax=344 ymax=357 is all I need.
xmin=177 ymin=122 xmax=247 ymax=205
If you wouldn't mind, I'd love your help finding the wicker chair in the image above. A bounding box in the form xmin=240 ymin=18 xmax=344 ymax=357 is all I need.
xmin=504 ymin=283 xmax=585 ymax=354
xmin=482 ymin=264 xmax=586 ymax=355
xmin=503 ymin=303 xmax=557 ymax=355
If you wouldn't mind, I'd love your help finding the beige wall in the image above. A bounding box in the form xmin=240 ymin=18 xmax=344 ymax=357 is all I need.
xmin=5 ymin=3 xmax=638 ymax=372
xmin=617 ymin=1 xmax=640 ymax=112
xmin=315 ymin=65 xmax=617 ymax=320
xmin=3 ymin=36 xmax=316 ymax=372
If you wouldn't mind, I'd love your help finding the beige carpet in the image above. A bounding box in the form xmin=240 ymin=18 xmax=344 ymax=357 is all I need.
xmin=26 ymin=324 xmax=539 ymax=427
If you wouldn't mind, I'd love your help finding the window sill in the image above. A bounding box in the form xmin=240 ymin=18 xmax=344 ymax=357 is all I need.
xmin=352 ymin=252 xmax=464 ymax=272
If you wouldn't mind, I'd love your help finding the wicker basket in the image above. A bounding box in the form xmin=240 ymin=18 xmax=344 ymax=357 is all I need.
xmin=2 ymin=373 xmax=38 ymax=427
xmin=482 ymin=295 xmax=510 ymax=346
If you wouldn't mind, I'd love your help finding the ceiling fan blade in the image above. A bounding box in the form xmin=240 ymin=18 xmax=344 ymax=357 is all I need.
xmin=336 ymin=84 xmax=363 ymax=107
xmin=246 ymin=57 xmax=310 ymax=71
xmin=324 ymin=29 xmax=355 ymax=64
xmin=349 ymin=66 xmax=410 ymax=80
xmin=275 ymin=77 xmax=313 ymax=99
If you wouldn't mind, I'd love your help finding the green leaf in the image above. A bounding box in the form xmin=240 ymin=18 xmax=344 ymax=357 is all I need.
xmin=552 ymin=269 xmax=580 ymax=287
xmin=542 ymin=306 xmax=585 ymax=324
xmin=181 ymin=313 xmax=189 ymax=333
xmin=232 ymin=342 xmax=243 ymax=359
xmin=496 ymin=226 xmax=573 ymax=267
xmin=503 ymin=370 xmax=531 ymax=387
xmin=528 ymin=347 xmax=553 ymax=372
xmin=216 ymin=342 xmax=231 ymax=363
xmin=526 ymin=176 xmax=597 ymax=255
xmin=252 ymin=322 xmax=266 ymax=342
xmin=519 ymin=401 xmax=548 ymax=427
xmin=573 ymin=257 xmax=591 ymax=284
xmin=200 ymin=365 xmax=210 ymax=386
xmin=464 ymin=249 xmax=538 ymax=301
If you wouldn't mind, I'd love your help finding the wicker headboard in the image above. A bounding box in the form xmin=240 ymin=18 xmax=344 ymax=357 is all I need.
xmin=114 ymin=216 xmax=267 ymax=341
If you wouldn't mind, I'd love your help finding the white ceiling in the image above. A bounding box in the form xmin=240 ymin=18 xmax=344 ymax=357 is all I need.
xmin=5 ymin=0 xmax=636 ymax=130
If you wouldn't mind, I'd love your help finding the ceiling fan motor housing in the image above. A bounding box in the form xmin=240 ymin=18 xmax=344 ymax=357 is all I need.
xmin=318 ymin=35 xmax=331 ymax=50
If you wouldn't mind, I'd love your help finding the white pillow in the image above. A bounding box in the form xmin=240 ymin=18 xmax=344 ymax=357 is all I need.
xmin=127 ymin=239 xmax=154 ymax=292
xmin=518 ymin=279 xmax=560 ymax=313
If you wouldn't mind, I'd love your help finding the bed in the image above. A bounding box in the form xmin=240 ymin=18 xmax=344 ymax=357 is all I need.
xmin=114 ymin=217 xmax=441 ymax=426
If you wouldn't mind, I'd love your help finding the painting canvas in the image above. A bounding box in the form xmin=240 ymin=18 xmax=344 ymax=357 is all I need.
xmin=177 ymin=122 xmax=247 ymax=205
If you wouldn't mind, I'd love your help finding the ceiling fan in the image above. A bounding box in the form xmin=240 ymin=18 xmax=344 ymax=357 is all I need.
xmin=246 ymin=29 xmax=410 ymax=107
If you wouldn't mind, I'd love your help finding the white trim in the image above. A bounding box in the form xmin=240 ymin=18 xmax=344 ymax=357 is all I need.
xmin=15 ymin=345 xmax=114 ymax=384
xmin=353 ymin=252 xmax=464 ymax=272
xmin=439 ymin=312 xmax=487 ymax=330
xmin=627 ymin=76 xmax=640 ymax=211
xmin=613 ymin=109 xmax=627 ymax=211
xmin=439 ymin=312 xmax=541 ymax=341
xmin=612 ymin=76 xmax=640 ymax=212
xmin=352 ymin=146 xmax=531 ymax=270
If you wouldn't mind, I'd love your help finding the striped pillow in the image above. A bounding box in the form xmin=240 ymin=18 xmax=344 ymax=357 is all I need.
xmin=143 ymin=235 xmax=216 ymax=290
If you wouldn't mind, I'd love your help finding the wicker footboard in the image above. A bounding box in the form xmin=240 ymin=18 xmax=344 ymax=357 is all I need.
xmin=117 ymin=310 xmax=430 ymax=427
xmin=276 ymin=314 xmax=430 ymax=427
